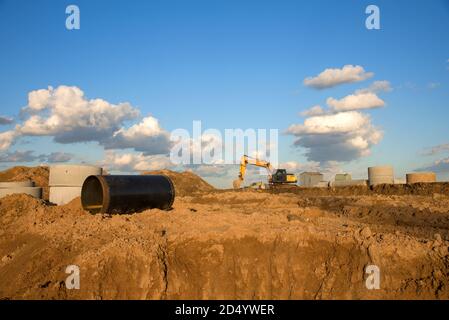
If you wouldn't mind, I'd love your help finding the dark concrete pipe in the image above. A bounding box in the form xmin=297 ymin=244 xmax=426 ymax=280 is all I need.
xmin=81 ymin=175 xmax=175 ymax=214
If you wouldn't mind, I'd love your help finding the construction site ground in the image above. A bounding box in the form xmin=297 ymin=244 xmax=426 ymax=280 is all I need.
xmin=0 ymin=167 xmax=448 ymax=299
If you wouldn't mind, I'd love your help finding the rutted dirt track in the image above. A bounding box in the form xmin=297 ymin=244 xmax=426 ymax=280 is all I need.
xmin=1 ymin=182 xmax=449 ymax=299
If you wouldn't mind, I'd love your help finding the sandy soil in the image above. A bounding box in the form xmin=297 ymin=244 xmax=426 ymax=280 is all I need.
xmin=0 ymin=166 xmax=49 ymax=200
xmin=0 ymin=177 xmax=448 ymax=299
xmin=142 ymin=169 xmax=215 ymax=196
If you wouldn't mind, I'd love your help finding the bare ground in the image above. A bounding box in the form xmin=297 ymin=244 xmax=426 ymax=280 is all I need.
xmin=0 ymin=185 xmax=448 ymax=299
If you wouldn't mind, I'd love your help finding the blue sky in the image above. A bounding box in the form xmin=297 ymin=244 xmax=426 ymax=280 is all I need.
xmin=0 ymin=0 xmax=448 ymax=187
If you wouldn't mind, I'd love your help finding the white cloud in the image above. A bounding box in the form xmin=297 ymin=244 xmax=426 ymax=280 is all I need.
xmin=356 ymin=80 xmax=392 ymax=94
xmin=286 ymin=111 xmax=383 ymax=162
xmin=104 ymin=116 xmax=172 ymax=155
xmin=418 ymin=157 xmax=449 ymax=173
xmin=0 ymin=85 xmax=172 ymax=157
xmin=0 ymin=150 xmax=37 ymax=163
xmin=19 ymin=85 xmax=140 ymax=143
xmin=280 ymin=160 xmax=320 ymax=173
xmin=299 ymin=81 xmax=390 ymax=116
xmin=300 ymin=105 xmax=325 ymax=117
xmin=422 ymin=143 xmax=449 ymax=156
xmin=187 ymin=164 xmax=231 ymax=177
xmin=46 ymin=152 xmax=73 ymax=163
xmin=170 ymin=131 xmax=225 ymax=165
xmin=115 ymin=116 xmax=162 ymax=139
xmin=104 ymin=150 xmax=231 ymax=178
xmin=0 ymin=116 xmax=13 ymax=125
xmin=303 ymin=65 xmax=373 ymax=89
xmin=103 ymin=151 xmax=174 ymax=172
xmin=287 ymin=111 xmax=370 ymax=135
xmin=0 ymin=130 xmax=18 ymax=151
xmin=199 ymin=133 xmax=224 ymax=163
xmin=0 ymin=150 xmax=73 ymax=163
xmin=289 ymin=77 xmax=390 ymax=162
xmin=326 ymin=92 xmax=385 ymax=112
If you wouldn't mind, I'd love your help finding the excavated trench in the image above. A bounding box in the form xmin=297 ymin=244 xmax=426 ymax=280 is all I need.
xmin=0 ymin=188 xmax=448 ymax=299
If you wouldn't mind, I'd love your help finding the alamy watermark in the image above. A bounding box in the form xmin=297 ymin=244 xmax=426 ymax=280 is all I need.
xmin=365 ymin=5 xmax=380 ymax=30
xmin=65 ymin=5 xmax=379 ymax=31
xmin=365 ymin=264 xmax=380 ymax=290
xmin=169 ymin=121 xmax=279 ymax=167
xmin=65 ymin=265 xmax=80 ymax=290
xmin=66 ymin=5 xmax=80 ymax=30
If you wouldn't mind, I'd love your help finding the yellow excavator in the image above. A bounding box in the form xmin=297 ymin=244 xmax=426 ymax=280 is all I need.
xmin=233 ymin=155 xmax=298 ymax=189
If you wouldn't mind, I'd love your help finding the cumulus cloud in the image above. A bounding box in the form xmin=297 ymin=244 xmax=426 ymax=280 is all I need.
xmin=104 ymin=150 xmax=232 ymax=179
xmin=46 ymin=152 xmax=73 ymax=163
xmin=0 ymin=150 xmax=37 ymax=163
xmin=0 ymin=85 xmax=172 ymax=157
xmin=422 ymin=143 xmax=449 ymax=156
xmin=288 ymin=111 xmax=370 ymax=135
xmin=417 ymin=157 xmax=449 ymax=173
xmin=0 ymin=150 xmax=73 ymax=163
xmin=300 ymin=105 xmax=325 ymax=117
xmin=299 ymin=81 xmax=390 ymax=116
xmin=280 ymin=160 xmax=320 ymax=173
xmin=18 ymin=86 xmax=140 ymax=144
xmin=103 ymin=151 xmax=174 ymax=172
xmin=356 ymin=80 xmax=392 ymax=94
xmin=187 ymin=164 xmax=231 ymax=177
xmin=170 ymin=130 xmax=226 ymax=165
xmin=0 ymin=130 xmax=18 ymax=151
xmin=304 ymin=65 xmax=373 ymax=89
xmin=104 ymin=116 xmax=172 ymax=155
xmin=326 ymin=92 xmax=385 ymax=112
xmin=286 ymin=111 xmax=383 ymax=162
xmin=0 ymin=116 xmax=13 ymax=125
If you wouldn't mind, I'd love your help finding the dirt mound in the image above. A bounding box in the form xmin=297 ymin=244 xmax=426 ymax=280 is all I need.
xmin=0 ymin=166 xmax=49 ymax=200
xmin=0 ymin=193 xmax=46 ymax=215
xmin=371 ymin=182 xmax=449 ymax=195
xmin=142 ymin=169 xmax=215 ymax=196
xmin=272 ymin=182 xmax=449 ymax=197
xmin=0 ymin=189 xmax=448 ymax=299
xmin=0 ymin=166 xmax=215 ymax=200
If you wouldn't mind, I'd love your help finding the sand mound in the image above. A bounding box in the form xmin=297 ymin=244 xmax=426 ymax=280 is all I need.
xmin=0 ymin=193 xmax=46 ymax=214
xmin=0 ymin=166 xmax=49 ymax=200
xmin=1 ymin=167 xmax=448 ymax=300
xmin=0 ymin=188 xmax=448 ymax=300
xmin=0 ymin=166 xmax=215 ymax=200
xmin=142 ymin=169 xmax=215 ymax=196
xmin=272 ymin=182 xmax=449 ymax=197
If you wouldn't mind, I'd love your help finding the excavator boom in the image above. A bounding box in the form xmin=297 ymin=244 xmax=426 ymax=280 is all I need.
xmin=233 ymin=155 xmax=272 ymax=188
xmin=233 ymin=155 xmax=297 ymax=188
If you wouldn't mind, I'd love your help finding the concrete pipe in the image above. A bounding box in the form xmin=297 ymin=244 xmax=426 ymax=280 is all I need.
xmin=49 ymin=186 xmax=82 ymax=205
xmin=0 ymin=181 xmax=34 ymax=188
xmin=0 ymin=187 xmax=42 ymax=199
xmin=49 ymin=164 xmax=103 ymax=187
xmin=81 ymin=175 xmax=175 ymax=214
xmin=406 ymin=172 xmax=436 ymax=184
xmin=368 ymin=166 xmax=394 ymax=186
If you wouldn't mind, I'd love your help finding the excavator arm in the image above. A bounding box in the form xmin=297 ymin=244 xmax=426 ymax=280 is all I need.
xmin=233 ymin=155 xmax=273 ymax=189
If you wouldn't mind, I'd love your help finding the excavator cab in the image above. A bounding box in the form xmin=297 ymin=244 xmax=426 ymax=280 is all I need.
xmin=271 ymin=169 xmax=297 ymax=184
xmin=233 ymin=155 xmax=298 ymax=188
